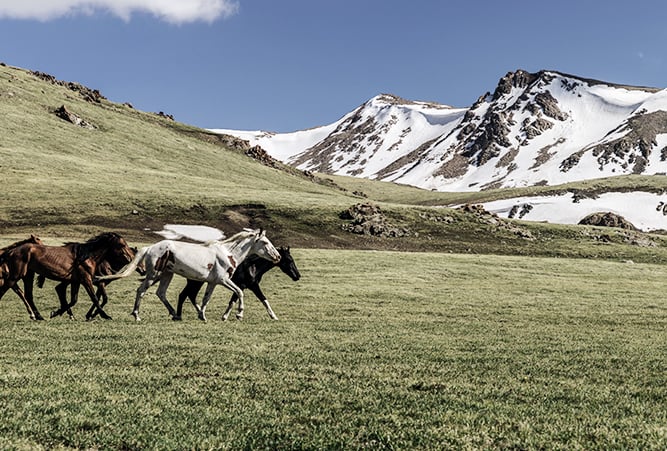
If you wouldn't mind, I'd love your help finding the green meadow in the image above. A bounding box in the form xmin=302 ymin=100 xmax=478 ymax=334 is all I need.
xmin=0 ymin=63 xmax=666 ymax=449
xmin=0 ymin=250 xmax=665 ymax=449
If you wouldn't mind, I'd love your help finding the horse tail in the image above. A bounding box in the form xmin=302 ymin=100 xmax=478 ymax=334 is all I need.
xmin=95 ymin=246 xmax=149 ymax=282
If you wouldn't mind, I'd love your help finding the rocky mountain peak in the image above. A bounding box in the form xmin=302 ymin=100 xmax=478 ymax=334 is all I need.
xmin=492 ymin=69 xmax=540 ymax=100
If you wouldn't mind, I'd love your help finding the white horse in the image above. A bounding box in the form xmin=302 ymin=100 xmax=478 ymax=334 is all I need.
xmin=97 ymin=228 xmax=281 ymax=322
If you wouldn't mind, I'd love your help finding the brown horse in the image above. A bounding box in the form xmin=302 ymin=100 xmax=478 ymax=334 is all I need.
xmin=0 ymin=232 xmax=135 ymax=320
xmin=38 ymin=246 xmax=145 ymax=320
xmin=0 ymin=235 xmax=45 ymax=320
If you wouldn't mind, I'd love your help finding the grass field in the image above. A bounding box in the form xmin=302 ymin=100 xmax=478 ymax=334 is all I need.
xmin=0 ymin=249 xmax=664 ymax=450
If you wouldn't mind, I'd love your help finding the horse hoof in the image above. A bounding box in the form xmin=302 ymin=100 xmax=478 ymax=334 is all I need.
xmin=50 ymin=310 xmax=58 ymax=318
xmin=171 ymin=316 xmax=182 ymax=321
xmin=35 ymin=315 xmax=45 ymax=321
xmin=236 ymin=314 xmax=244 ymax=321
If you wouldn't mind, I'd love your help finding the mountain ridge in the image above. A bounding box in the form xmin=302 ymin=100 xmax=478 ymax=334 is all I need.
xmin=212 ymin=69 xmax=667 ymax=231
xmin=213 ymin=69 xmax=666 ymax=192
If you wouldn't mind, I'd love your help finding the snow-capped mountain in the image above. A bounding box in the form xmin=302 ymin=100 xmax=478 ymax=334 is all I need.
xmin=213 ymin=70 xmax=667 ymax=191
xmin=212 ymin=70 xmax=667 ymax=231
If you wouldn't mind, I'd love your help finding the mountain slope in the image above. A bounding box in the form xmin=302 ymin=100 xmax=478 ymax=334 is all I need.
xmin=216 ymin=70 xmax=667 ymax=192
xmin=214 ymin=70 xmax=667 ymax=231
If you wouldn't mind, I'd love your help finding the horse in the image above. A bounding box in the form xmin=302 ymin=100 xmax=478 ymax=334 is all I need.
xmin=37 ymin=246 xmax=145 ymax=320
xmin=0 ymin=235 xmax=45 ymax=320
xmin=97 ymin=228 xmax=281 ymax=322
xmin=173 ymin=246 xmax=300 ymax=321
xmin=0 ymin=232 xmax=136 ymax=320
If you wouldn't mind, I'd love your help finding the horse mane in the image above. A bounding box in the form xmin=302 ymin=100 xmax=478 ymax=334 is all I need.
xmin=221 ymin=229 xmax=256 ymax=244
xmin=220 ymin=229 xmax=259 ymax=252
xmin=72 ymin=232 xmax=123 ymax=262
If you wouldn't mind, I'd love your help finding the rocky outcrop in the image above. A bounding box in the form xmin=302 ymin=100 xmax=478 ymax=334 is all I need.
xmin=245 ymin=145 xmax=280 ymax=168
xmin=590 ymin=110 xmax=667 ymax=173
xmin=492 ymin=70 xmax=539 ymax=100
xmin=53 ymin=105 xmax=95 ymax=129
xmin=339 ymin=203 xmax=410 ymax=238
xmin=458 ymin=204 xmax=534 ymax=239
xmin=578 ymin=212 xmax=637 ymax=230
xmin=31 ymin=70 xmax=106 ymax=103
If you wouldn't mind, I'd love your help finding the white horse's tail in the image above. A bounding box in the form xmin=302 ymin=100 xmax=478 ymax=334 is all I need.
xmin=96 ymin=246 xmax=149 ymax=282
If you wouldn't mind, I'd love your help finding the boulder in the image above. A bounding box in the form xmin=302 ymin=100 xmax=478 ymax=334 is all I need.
xmin=578 ymin=212 xmax=637 ymax=230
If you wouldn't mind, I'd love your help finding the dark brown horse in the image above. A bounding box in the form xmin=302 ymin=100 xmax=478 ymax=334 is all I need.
xmin=0 ymin=232 xmax=135 ymax=320
xmin=38 ymin=246 xmax=145 ymax=320
xmin=0 ymin=235 xmax=45 ymax=320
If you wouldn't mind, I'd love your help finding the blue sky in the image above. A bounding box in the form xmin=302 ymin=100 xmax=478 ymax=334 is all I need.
xmin=0 ymin=0 xmax=665 ymax=132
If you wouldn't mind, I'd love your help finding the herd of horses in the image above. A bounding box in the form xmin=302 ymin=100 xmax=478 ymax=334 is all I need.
xmin=0 ymin=228 xmax=301 ymax=322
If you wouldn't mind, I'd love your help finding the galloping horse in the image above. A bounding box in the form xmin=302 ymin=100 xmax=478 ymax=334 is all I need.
xmin=174 ymin=246 xmax=300 ymax=320
xmin=0 ymin=235 xmax=45 ymax=320
xmin=97 ymin=228 xmax=281 ymax=322
xmin=0 ymin=232 xmax=136 ymax=320
xmin=38 ymin=246 xmax=144 ymax=320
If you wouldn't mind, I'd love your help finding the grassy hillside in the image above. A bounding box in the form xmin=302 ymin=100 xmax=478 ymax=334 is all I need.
xmin=0 ymin=64 xmax=354 ymax=238
xmin=2 ymin=62 xmax=667 ymax=262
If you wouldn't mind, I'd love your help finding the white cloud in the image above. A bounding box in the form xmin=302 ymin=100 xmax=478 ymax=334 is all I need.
xmin=0 ymin=0 xmax=239 ymax=24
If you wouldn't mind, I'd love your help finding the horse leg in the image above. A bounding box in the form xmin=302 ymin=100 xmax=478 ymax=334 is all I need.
xmin=81 ymin=278 xmax=111 ymax=320
xmin=175 ymin=280 xmax=203 ymax=321
xmin=131 ymin=277 xmax=155 ymax=322
xmin=198 ymin=283 xmax=217 ymax=322
xmin=176 ymin=280 xmax=199 ymax=320
xmin=5 ymin=285 xmax=37 ymax=321
xmin=50 ymin=281 xmax=71 ymax=318
xmin=86 ymin=284 xmax=107 ymax=320
xmin=249 ymin=284 xmax=278 ymax=320
xmin=221 ymin=292 xmax=238 ymax=321
xmin=221 ymin=279 xmax=244 ymax=321
xmin=22 ymin=272 xmax=44 ymax=321
xmin=66 ymin=282 xmax=79 ymax=319
xmin=155 ymin=272 xmax=177 ymax=320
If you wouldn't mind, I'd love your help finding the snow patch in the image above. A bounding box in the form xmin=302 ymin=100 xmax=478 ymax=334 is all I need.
xmin=481 ymin=192 xmax=667 ymax=232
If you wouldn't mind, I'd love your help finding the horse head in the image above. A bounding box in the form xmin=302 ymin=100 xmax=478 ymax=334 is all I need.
xmin=252 ymin=229 xmax=281 ymax=263
xmin=87 ymin=232 xmax=137 ymax=270
xmin=277 ymin=246 xmax=300 ymax=281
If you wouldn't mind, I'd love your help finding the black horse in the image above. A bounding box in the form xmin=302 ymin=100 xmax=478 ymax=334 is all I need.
xmin=174 ymin=246 xmax=300 ymax=320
